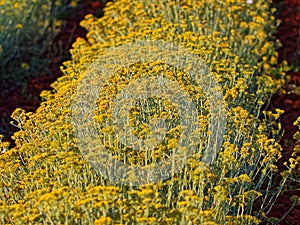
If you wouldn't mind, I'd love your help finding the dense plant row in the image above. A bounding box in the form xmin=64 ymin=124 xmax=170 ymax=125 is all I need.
xmin=291 ymin=117 xmax=300 ymax=187
xmin=0 ymin=0 xmax=80 ymax=95
xmin=0 ymin=0 xmax=293 ymax=224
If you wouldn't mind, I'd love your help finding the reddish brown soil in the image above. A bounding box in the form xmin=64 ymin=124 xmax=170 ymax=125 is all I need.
xmin=0 ymin=0 xmax=299 ymax=224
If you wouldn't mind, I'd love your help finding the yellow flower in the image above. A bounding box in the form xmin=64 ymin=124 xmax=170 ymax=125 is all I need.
xmin=137 ymin=189 xmax=155 ymax=198
xmin=21 ymin=62 xmax=30 ymax=70
xmin=15 ymin=23 xmax=23 ymax=29
xmin=70 ymin=0 xmax=78 ymax=7
xmin=41 ymin=4 xmax=48 ymax=10
xmin=54 ymin=0 xmax=62 ymax=6
xmin=55 ymin=20 xmax=63 ymax=27
xmin=94 ymin=216 xmax=112 ymax=225
xmin=177 ymin=201 xmax=191 ymax=207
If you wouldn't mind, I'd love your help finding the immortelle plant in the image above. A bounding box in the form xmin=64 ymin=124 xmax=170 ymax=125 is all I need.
xmin=0 ymin=0 xmax=80 ymax=95
xmin=290 ymin=117 xmax=300 ymax=186
xmin=0 ymin=0 xmax=291 ymax=224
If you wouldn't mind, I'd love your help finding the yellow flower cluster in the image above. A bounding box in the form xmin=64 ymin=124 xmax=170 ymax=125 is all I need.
xmin=289 ymin=117 xmax=300 ymax=183
xmin=0 ymin=0 xmax=291 ymax=224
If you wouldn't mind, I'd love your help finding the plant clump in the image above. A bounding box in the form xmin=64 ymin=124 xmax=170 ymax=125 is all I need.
xmin=0 ymin=0 xmax=292 ymax=224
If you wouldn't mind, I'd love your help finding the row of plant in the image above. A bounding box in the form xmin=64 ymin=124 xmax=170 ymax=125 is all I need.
xmin=0 ymin=0 xmax=298 ymax=224
xmin=0 ymin=0 xmax=80 ymax=95
xmin=292 ymin=117 xmax=300 ymax=187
